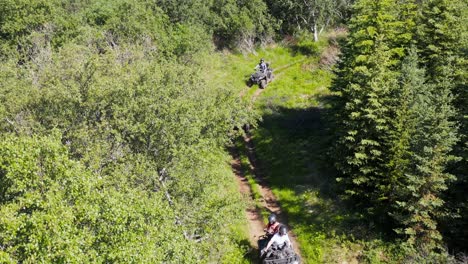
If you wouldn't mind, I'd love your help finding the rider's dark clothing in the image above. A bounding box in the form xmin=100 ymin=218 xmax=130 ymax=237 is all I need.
xmin=258 ymin=62 xmax=267 ymax=72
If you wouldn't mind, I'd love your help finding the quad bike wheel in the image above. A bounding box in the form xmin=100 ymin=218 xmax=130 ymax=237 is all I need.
xmin=267 ymin=73 xmax=274 ymax=83
xmin=260 ymin=79 xmax=267 ymax=89
xmin=247 ymin=79 xmax=254 ymax=87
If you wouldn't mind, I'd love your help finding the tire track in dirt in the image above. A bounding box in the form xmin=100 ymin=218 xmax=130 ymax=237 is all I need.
xmin=239 ymin=85 xmax=265 ymax=101
xmin=243 ymin=129 xmax=302 ymax=257
xmin=233 ymin=79 xmax=302 ymax=260
xmin=230 ymin=148 xmax=265 ymax=258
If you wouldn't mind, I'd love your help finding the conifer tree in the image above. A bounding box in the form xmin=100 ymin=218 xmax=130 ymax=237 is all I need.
xmin=390 ymin=49 xmax=457 ymax=249
xmin=415 ymin=0 xmax=465 ymax=80
xmin=331 ymin=0 xmax=410 ymax=215
xmin=415 ymin=0 xmax=467 ymax=250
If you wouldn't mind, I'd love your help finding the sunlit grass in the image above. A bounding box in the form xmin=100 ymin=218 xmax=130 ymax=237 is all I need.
xmin=215 ymin=32 xmax=403 ymax=263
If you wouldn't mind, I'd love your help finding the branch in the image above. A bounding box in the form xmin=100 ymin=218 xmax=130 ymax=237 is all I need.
xmin=158 ymin=168 xmax=201 ymax=241
xmin=5 ymin=117 xmax=14 ymax=127
xmin=4 ymin=118 xmax=19 ymax=134
xmin=158 ymin=168 xmax=174 ymax=206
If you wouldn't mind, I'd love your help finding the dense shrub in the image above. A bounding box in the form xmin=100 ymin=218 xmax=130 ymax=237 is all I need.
xmin=0 ymin=1 xmax=255 ymax=262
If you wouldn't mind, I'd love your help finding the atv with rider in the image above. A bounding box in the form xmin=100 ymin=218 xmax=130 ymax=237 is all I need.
xmin=247 ymin=59 xmax=274 ymax=89
xmin=258 ymin=223 xmax=300 ymax=264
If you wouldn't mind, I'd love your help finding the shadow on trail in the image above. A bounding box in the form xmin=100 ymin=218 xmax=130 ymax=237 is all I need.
xmin=250 ymin=96 xmax=392 ymax=248
xmin=254 ymin=100 xmax=335 ymax=192
xmin=238 ymin=238 xmax=259 ymax=263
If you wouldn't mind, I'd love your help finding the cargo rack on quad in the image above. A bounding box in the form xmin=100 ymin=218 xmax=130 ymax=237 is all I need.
xmin=262 ymin=254 xmax=300 ymax=264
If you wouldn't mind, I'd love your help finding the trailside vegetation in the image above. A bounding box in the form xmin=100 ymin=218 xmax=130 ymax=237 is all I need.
xmin=330 ymin=0 xmax=467 ymax=260
xmin=0 ymin=0 xmax=259 ymax=262
xmin=0 ymin=0 xmax=466 ymax=262
xmin=265 ymin=0 xmax=354 ymax=41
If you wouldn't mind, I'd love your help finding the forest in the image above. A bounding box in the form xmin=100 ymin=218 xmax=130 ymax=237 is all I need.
xmin=0 ymin=0 xmax=466 ymax=263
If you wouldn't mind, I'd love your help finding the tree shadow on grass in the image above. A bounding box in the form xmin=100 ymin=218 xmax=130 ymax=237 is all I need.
xmin=251 ymin=95 xmax=394 ymax=244
xmin=237 ymin=238 xmax=259 ymax=263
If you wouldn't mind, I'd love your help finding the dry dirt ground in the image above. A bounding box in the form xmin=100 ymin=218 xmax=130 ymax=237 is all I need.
xmin=231 ymin=85 xmax=302 ymax=261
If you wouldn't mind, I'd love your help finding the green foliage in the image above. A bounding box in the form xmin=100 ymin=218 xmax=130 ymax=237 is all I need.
xmin=266 ymin=0 xmax=354 ymax=41
xmin=0 ymin=44 xmax=252 ymax=260
xmin=389 ymin=49 xmax=457 ymax=249
xmin=154 ymin=0 xmax=277 ymax=50
xmin=210 ymin=0 xmax=277 ymax=50
xmin=331 ymin=0 xmax=405 ymax=208
xmin=294 ymin=32 xmax=320 ymax=55
xmin=330 ymin=0 xmax=462 ymax=254
xmin=0 ymin=134 xmax=167 ymax=263
xmin=415 ymin=0 xmax=466 ymax=79
xmin=413 ymin=1 xmax=468 ymax=251
xmin=0 ymin=0 xmax=257 ymax=262
xmin=0 ymin=0 xmax=54 ymax=41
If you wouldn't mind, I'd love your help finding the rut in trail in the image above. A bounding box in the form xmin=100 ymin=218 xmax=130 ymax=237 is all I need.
xmin=241 ymin=129 xmax=301 ymax=256
xmin=232 ymin=77 xmax=302 ymax=260
xmin=230 ymin=147 xmax=265 ymax=261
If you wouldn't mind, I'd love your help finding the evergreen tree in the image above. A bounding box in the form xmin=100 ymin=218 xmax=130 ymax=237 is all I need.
xmin=330 ymin=1 xmax=461 ymax=252
xmin=415 ymin=0 xmax=468 ymax=251
xmin=415 ymin=0 xmax=465 ymax=80
xmin=330 ymin=0 xmax=411 ymax=215
xmin=390 ymin=49 xmax=457 ymax=249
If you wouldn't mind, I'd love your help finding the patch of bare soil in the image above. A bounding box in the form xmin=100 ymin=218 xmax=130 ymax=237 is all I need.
xmin=235 ymin=72 xmax=302 ymax=261
xmin=251 ymin=88 xmax=264 ymax=102
xmin=239 ymin=85 xmax=265 ymax=101
xmin=242 ymin=132 xmax=302 ymax=257
xmin=230 ymin=151 xmax=265 ymax=247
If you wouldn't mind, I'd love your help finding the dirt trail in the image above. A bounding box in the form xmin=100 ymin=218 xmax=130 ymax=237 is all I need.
xmin=242 ymin=131 xmax=301 ymax=256
xmin=239 ymin=85 xmax=265 ymax=100
xmin=230 ymin=149 xmax=265 ymax=248
xmin=233 ymin=82 xmax=302 ymax=260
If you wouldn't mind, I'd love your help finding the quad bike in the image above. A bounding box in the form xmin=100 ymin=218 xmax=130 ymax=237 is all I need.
xmin=247 ymin=67 xmax=274 ymax=89
xmin=258 ymin=235 xmax=300 ymax=264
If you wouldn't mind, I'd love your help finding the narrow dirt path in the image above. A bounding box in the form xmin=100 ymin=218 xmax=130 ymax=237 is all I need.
xmin=238 ymin=85 xmax=265 ymax=100
xmin=243 ymin=130 xmax=302 ymax=256
xmin=230 ymin=148 xmax=265 ymax=250
xmin=233 ymin=81 xmax=302 ymax=261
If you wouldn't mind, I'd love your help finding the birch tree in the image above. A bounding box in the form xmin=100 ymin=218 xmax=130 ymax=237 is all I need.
xmin=267 ymin=0 xmax=353 ymax=41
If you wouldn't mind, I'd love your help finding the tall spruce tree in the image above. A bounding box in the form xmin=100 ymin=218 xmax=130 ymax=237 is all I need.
xmin=390 ymin=49 xmax=457 ymax=250
xmin=415 ymin=0 xmax=465 ymax=80
xmin=331 ymin=0 xmax=411 ymax=217
xmin=415 ymin=0 xmax=467 ymax=251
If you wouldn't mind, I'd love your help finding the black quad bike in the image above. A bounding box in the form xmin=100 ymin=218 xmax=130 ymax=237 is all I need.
xmin=247 ymin=66 xmax=274 ymax=89
xmin=258 ymin=235 xmax=300 ymax=264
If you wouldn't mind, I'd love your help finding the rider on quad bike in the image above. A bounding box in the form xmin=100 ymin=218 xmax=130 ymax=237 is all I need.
xmin=258 ymin=214 xmax=280 ymax=253
xmin=260 ymin=225 xmax=299 ymax=263
xmin=247 ymin=58 xmax=274 ymax=89
xmin=264 ymin=213 xmax=280 ymax=238
xmin=257 ymin=58 xmax=268 ymax=73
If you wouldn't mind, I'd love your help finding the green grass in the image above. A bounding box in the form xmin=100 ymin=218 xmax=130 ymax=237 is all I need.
xmin=213 ymin=33 xmax=405 ymax=263
xmin=235 ymin=138 xmax=263 ymax=206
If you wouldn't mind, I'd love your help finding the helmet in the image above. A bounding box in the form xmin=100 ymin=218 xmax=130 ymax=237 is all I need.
xmin=260 ymin=58 xmax=265 ymax=62
xmin=279 ymin=225 xmax=287 ymax=235
xmin=268 ymin=213 xmax=276 ymax=224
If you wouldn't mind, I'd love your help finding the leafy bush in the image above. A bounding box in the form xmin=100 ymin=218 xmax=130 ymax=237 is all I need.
xmin=0 ymin=1 xmax=256 ymax=262
xmin=290 ymin=32 xmax=321 ymax=56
